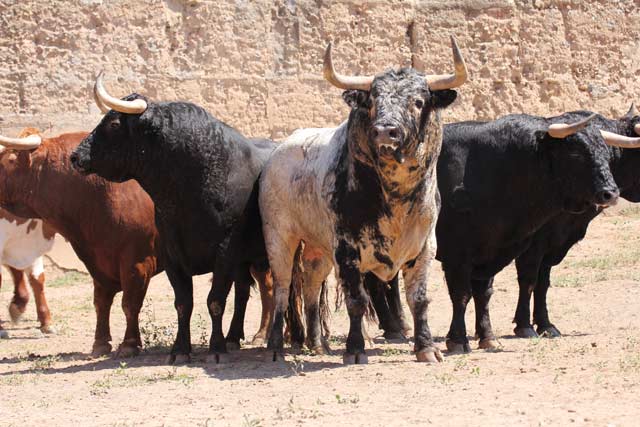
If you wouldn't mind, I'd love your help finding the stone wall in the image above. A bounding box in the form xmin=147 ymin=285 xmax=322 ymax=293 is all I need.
xmin=0 ymin=0 xmax=638 ymax=139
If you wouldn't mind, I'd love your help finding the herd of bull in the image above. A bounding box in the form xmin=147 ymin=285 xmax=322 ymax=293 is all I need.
xmin=1 ymin=36 xmax=639 ymax=365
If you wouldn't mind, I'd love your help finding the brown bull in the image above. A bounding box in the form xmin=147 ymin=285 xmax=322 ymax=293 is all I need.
xmin=0 ymin=128 xmax=160 ymax=356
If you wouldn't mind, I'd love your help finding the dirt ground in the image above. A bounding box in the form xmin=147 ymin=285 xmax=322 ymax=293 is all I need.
xmin=1 ymin=206 xmax=639 ymax=427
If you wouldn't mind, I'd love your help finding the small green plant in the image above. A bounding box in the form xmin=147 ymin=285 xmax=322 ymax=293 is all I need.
xmin=335 ymin=394 xmax=360 ymax=404
xmin=48 ymin=271 xmax=89 ymax=288
xmin=139 ymin=298 xmax=176 ymax=352
xmin=30 ymin=354 xmax=60 ymax=371
xmin=242 ymin=414 xmax=262 ymax=427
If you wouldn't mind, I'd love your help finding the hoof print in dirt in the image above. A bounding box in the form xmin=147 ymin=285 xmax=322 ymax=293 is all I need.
xmin=343 ymin=352 xmax=368 ymax=365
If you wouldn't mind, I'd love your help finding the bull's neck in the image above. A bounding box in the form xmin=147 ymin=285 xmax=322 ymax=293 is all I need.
xmin=7 ymin=144 xmax=102 ymax=240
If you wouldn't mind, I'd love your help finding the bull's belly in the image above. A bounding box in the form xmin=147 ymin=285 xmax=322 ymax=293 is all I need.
xmin=1 ymin=231 xmax=54 ymax=271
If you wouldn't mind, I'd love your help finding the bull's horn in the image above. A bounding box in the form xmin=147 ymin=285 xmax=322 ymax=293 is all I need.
xmin=634 ymin=123 xmax=640 ymax=136
xmin=547 ymin=114 xmax=596 ymax=139
xmin=93 ymin=80 xmax=110 ymax=114
xmin=600 ymin=130 xmax=640 ymax=148
xmin=323 ymin=43 xmax=375 ymax=91
xmin=0 ymin=133 xmax=42 ymax=150
xmin=424 ymin=36 xmax=468 ymax=91
xmin=624 ymin=103 xmax=637 ymax=119
xmin=94 ymin=71 xmax=147 ymax=114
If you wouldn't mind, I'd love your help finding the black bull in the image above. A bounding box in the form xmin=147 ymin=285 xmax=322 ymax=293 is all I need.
xmin=368 ymin=112 xmax=636 ymax=350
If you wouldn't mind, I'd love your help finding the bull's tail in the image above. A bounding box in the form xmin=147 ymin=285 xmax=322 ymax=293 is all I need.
xmin=284 ymin=244 xmax=305 ymax=347
xmin=319 ymin=279 xmax=331 ymax=340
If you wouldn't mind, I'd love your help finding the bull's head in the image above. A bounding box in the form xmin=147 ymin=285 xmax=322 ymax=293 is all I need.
xmin=71 ymin=72 xmax=150 ymax=182
xmin=324 ymin=36 xmax=466 ymax=171
xmin=0 ymin=128 xmax=43 ymax=216
xmin=603 ymin=103 xmax=640 ymax=202
xmin=540 ymin=114 xmax=621 ymax=211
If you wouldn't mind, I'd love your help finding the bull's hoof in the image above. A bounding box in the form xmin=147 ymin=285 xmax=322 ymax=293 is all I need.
xmin=0 ymin=329 xmax=9 ymax=339
xmin=446 ymin=340 xmax=471 ymax=354
xmin=115 ymin=344 xmax=141 ymax=358
xmin=225 ymin=341 xmax=241 ymax=351
xmin=343 ymin=352 xmax=368 ymax=365
xmin=478 ymin=338 xmax=499 ymax=350
xmin=166 ymin=353 xmax=191 ymax=365
xmin=383 ymin=331 xmax=409 ymax=343
xmin=8 ymin=303 xmax=25 ymax=323
xmin=39 ymin=325 xmax=57 ymax=335
xmin=251 ymin=334 xmax=267 ymax=347
xmin=416 ymin=347 xmax=443 ymax=363
xmin=514 ymin=326 xmax=538 ymax=338
xmin=537 ymin=325 xmax=561 ymax=338
xmin=207 ymin=352 xmax=230 ymax=364
xmin=308 ymin=344 xmax=327 ymax=356
xmin=91 ymin=342 xmax=113 ymax=358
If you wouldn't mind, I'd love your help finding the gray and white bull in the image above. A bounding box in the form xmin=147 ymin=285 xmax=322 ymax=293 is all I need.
xmin=259 ymin=37 xmax=467 ymax=364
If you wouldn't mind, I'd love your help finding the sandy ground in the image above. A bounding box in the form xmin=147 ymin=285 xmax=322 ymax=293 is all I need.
xmin=1 ymin=207 xmax=640 ymax=427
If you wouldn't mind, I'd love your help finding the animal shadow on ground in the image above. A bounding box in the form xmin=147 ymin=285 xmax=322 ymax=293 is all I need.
xmin=0 ymin=345 xmax=345 ymax=381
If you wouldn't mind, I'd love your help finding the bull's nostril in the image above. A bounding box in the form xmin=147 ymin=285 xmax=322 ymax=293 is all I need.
xmin=70 ymin=153 xmax=78 ymax=165
xmin=602 ymin=191 xmax=612 ymax=201
xmin=388 ymin=129 xmax=398 ymax=139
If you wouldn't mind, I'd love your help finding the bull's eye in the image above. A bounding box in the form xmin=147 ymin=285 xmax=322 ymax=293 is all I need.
xmin=414 ymin=99 xmax=424 ymax=110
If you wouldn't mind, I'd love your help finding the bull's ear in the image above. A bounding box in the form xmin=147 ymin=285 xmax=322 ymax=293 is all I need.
xmin=431 ymin=89 xmax=457 ymax=109
xmin=342 ymin=90 xmax=369 ymax=108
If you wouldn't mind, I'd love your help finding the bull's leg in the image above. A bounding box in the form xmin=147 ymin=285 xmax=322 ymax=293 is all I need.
xmin=207 ymin=259 xmax=234 ymax=363
xmin=250 ymin=266 xmax=273 ymax=346
xmin=336 ymin=240 xmax=368 ymax=365
xmin=472 ymin=278 xmax=498 ymax=349
xmin=366 ymin=273 xmax=409 ymax=341
xmin=265 ymin=236 xmax=298 ymax=362
xmin=0 ymin=269 xmax=7 ymax=339
xmin=404 ymin=243 xmax=442 ymax=363
xmin=444 ymin=264 xmax=472 ymax=354
xmin=301 ymin=253 xmax=332 ymax=355
xmin=513 ymin=255 xmax=540 ymax=338
xmin=533 ymin=264 xmax=561 ymax=337
xmin=117 ymin=262 xmax=151 ymax=358
xmin=8 ymin=267 xmax=29 ymax=322
xmin=225 ymin=265 xmax=253 ymax=351
xmin=25 ymin=258 xmax=53 ymax=334
xmin=386 ymin=274 xmax=411 ymax=337
xmin=92 ymin=281 xmax=117 ymax=357
xmin=166 ymin=265 xmax=194 ymax=364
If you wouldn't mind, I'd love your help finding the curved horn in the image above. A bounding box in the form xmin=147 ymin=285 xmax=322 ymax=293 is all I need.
xmin=424 ymin=36 xmax=468 ymax=91
xmin=600 ymin=130 xmax=640 ymax=148
xmin=624 ymin=103 xmax=637 ymax=119
xmin=547 ymin=113 xmax=596 ymax=139
xmin=94 ymin=71 xmax=148 ymax=114
xmin=93 ymin=79 xmax=110 ymax=114
xmin=0 ymin=133 xmax=42 ymax=150
xmin=323 ymin=43 xmax=375 ymax=91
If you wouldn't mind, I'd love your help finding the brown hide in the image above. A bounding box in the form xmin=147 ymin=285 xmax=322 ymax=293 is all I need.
xmin=0 ymin=130 xmax=161 ymax=356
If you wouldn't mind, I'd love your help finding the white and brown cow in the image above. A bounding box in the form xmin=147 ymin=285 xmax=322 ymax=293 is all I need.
xmin=0 ymin=207 xmax=56 ymax=338
xmin=260 ymin=37 xmax=467 ymax=364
